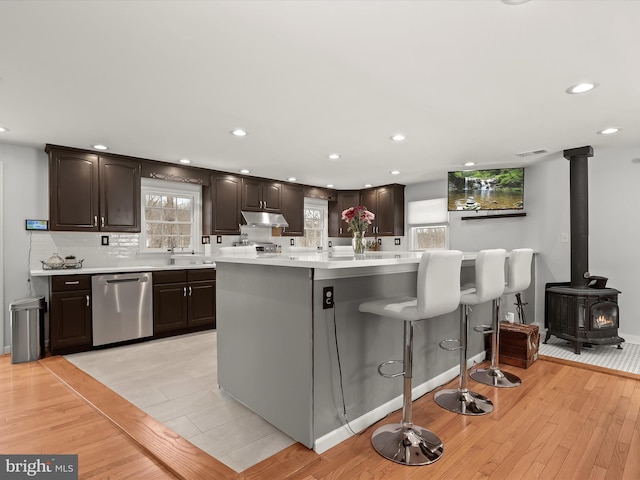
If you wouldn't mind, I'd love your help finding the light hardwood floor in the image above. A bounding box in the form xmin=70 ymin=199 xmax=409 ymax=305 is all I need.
xmin=2 ymin=354 xmax=639 ymax=480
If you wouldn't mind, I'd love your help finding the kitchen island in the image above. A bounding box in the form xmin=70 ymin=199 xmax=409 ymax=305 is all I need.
xmin=215 ymin=251 xmax=535 ymax=452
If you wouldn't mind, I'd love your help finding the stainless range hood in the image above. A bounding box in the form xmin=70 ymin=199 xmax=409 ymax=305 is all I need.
xmin=241 ymin=211 xmax=289 ymax=228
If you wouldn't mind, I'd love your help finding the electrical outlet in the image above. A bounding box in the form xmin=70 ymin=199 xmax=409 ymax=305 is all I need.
xmin=290 ymin=238 xmax=295 ymax=246
xmin=216 ymin=236 xmax=222 ymax=244
xmin=394 ymin=238 xmax=401 ymax=245
xmin=202 ymin=235 xmax=211 ymax=244
xmin=323 ymin=286 xmax=334 ymax=309
xmin=101 ymin=235 xmax=109 ymax=246
xmin=328 ymin=240 xmax=332 ymax=247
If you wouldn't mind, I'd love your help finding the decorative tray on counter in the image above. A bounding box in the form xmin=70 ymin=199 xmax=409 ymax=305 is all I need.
xmin=40 ymin=259 xmax=84 ymax=270
xmin=40 ymin=254 xmax=84 ymax=270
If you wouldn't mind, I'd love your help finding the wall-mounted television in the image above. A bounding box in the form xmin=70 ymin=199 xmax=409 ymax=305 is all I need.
xmin=447 ymin=167 xmax=524 ymax=212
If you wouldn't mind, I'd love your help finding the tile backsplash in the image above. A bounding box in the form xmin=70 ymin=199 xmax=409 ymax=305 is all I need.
xmin=30 ymin=232 xmax=146 ymax=270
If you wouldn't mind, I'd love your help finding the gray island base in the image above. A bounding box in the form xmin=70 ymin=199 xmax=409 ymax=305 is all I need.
xmin=215 ymin=251 xmax=534 ymax=452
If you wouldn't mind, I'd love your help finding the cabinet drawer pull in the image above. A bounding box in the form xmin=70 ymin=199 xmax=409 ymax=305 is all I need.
xmin=94 ymin=215 xmax=98 ymax=227
xmin=64 ymin=281 xmax=80 ymax=285
xmin=86 ymin=294 xmax=90 ymax=307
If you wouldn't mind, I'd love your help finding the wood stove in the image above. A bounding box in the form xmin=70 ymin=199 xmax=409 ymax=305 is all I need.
xmin=545 ymin=283 xmax=623 ymax=354
xmin=543 ymin=146 xmax=624 ymax=354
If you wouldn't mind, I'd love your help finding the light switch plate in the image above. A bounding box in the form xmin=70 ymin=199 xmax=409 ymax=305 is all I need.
xmin=101 ymin=235 xmax=109 ymax=246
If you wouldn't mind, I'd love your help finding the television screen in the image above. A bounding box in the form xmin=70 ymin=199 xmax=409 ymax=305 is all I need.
xmin=448 ymin=168 xmax=524 ymax=211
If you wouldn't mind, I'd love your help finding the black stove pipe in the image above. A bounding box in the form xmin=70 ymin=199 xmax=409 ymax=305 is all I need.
xmin=563 ymin=146 xmax=593 ymax=288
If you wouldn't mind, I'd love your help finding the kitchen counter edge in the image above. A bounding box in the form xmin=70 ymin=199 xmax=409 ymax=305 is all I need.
xmin=30 ymin=263 xmax=216 ymax=277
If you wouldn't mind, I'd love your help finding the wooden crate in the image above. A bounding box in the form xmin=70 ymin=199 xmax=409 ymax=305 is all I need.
xmin=488 ymin=323 xmax=540 ymax=369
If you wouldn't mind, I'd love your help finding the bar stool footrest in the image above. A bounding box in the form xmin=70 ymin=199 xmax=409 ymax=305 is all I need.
xmin=473 ymin=324 xmax=494 ymax=334
xmin=371 ymin=423 xmax=444 ymax=465
xmin=377 ymin=360 xmax=405 ymax=378
xmin=438 ymin=339 xmax=462 ymax=351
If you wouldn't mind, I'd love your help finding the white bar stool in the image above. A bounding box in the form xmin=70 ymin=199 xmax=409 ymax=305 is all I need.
xmin=470 ymin=248 xmax=533 ymax=388
xmin=358 ymin=250 xmax=463 ymax=466
xmin=434 ymin=249 xmax=506 ymax=415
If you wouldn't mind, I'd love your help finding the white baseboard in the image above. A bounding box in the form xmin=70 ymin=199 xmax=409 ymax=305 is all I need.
xmin=313 ymin=351 xmax=486 ymax=454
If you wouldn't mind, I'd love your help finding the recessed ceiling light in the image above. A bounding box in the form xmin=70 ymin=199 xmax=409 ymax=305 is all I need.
xmin=0 ymin=126 xmax=9 ymax=133
xmin=288 ymin=177 xmax=297 ymax=182
xmin=327 ymin=153 xmax=340 ymax=160
xmin=464 ymin=162 xmax=476 ymax=167
xmin=231 ymin=129 xmax=248 ymax=137
xmin=566 ymin=82 xmax=598 ymax=94
xmin=92 ymin=144 xmax=108 ymax=150
xmin=179 ymin=158 xmax=191 ymax=164
xmin=239 ymin=169 xmax=250 ymax=174
xmin=364 ymin=184 xmax=372 ymax=188
xmin=597 ymin=127 xmax=621 ymax=135
xmin=390 ymin=170 xmax=400 ymax=175
xmin=390 ymin=134 xmax=406 ymax=142
xmin=326 ymin=184 xmax=334 ymax=188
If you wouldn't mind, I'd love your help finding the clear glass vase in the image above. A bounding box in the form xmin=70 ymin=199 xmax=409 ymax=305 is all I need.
xmin=352 ymin=231 xmax=366 ymax=254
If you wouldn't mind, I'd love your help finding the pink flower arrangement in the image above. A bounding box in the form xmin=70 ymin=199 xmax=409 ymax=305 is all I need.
xmin=341 ymin=206 xmax=375 ymax=234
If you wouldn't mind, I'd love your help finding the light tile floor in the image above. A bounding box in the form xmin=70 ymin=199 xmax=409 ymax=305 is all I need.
xmin=65 ymin=331 xmax=295 ymax=473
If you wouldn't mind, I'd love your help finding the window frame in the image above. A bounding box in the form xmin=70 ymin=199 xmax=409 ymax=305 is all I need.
xmin=300 ymin=197 xmax=328 ymax=250
xmin=140 ymin=178 xmax=202 ymax=253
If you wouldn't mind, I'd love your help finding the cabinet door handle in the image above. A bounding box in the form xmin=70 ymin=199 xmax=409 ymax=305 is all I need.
xmin=264 ymin=200 xmax=267 ymax=209
xmin=94 ymin=216 xmax=98 ymax=227
xmin=339 ymin=227 xmax=343 ymax=235
xmin=86 ymin=294 xmax=90 ymax=307
xmin=101 ymin=217 xmax=105 ymax=228
xmin=183 ymin=287 xmax=187 ymax=297
xmin=189 ymin=286 xmax=193 ymax=296
xmin=64 ymin=281 xmax=80 ymax=285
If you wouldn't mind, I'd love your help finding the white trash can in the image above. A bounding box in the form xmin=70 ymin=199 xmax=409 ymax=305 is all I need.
xmin=10 ymin=296 xmax=46 ymax=364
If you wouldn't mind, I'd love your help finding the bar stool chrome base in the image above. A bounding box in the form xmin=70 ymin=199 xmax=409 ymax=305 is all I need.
xmin=470 ymin=366 xmax=521 ymax=388
xmin=434 ymin=388 xmax=494 ymax=416
xmin=371 ymin=423 xmax=444 ymax=466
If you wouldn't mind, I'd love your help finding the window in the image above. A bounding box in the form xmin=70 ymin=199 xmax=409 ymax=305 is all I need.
xmin=140 ymin=178 xmax=201 ymax=252
xmin=410 ymin=225 xmax=449 ymax=250
xmin=299 ymin=198 xmax=328 ymax=249
xmin=408 ymin=198 xmax=449 ymax=250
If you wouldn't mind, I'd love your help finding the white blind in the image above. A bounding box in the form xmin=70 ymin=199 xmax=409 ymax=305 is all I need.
xmin=407 ymin=198 xmax=448 ymax=225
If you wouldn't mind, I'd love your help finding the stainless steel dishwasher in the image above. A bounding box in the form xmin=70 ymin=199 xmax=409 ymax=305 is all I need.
xmin=91 ymin=272 xmax=153 ymax=346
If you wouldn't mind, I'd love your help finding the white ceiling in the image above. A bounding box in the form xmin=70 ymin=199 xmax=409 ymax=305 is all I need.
xmin=0 ymin=0 xmax=638 ymax=189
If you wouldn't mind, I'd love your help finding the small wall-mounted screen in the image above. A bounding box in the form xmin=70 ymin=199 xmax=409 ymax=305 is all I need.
xmin=25 ymin=219 xmax=49 ymax=231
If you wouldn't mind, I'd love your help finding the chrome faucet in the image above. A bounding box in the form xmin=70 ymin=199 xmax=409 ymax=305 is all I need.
xmin=168 ymin=238 xmax=175 ymax=265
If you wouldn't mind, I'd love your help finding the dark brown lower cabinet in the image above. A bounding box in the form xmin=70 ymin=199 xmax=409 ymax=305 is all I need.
xmin=153 ymin=269 xmax=216 ymax=336
xmin=50 ymin=275 xmax=92 ymax=355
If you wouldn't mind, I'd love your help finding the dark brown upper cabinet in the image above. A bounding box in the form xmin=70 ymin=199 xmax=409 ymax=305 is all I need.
xmin=281 ymin=183 xmax=305 ymax=236
xmin=360 ymin=184 xmax=405 ymax=236
xmin=47 ymin=145 xmax=141 ymax=232
xmin=210 ymin=173 xmax=243 ymax=235
xmin=241 ymin=178 xmax=282 ymax=213
xmin=329 ymin=190 xmax=361 ymax=237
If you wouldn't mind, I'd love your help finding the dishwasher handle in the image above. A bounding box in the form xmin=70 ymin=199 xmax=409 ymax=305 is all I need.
xmin=106 ymin=277 xmax=148 ymax=284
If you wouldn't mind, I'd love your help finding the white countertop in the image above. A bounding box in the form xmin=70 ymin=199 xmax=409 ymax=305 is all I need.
xmin=213 ymin=250 xmax=479 ymax=269
xmin=30 ymin=262 xmax=216 ymax=277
